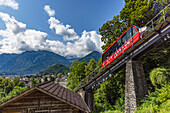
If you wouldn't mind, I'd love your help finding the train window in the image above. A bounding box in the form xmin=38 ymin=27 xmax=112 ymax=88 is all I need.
xmin=103 ymin=51 xmax=108 ymax=62
xmin=117 ymin=38 xmax=121 ymax=48
xmin=121 ymin=33 xmax=126 ymax=45
xmin=126 ymin=28 xmax=131 ymax=41
xmin=102 ymin=44 xmax=116 ymax=63
xmin=132 ymin=26 xmax=137 ymax=36
xmin=113 ymin=46 xmax=116 ymax=53
xmin=110 ymin=46 xmax=114 ymax=55
xmin=129 ymin=28 xmax=132 ymax=37
xmin=107 ymin=50 xmax=110 ymax=59
xmin=130 ymin=27 xmax=133 ymax=36
xmin=115 ymin=42 xmax=118 ymax=51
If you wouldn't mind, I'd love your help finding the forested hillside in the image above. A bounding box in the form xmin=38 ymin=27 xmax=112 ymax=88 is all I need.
xmin=67 ymin=0 xmax=170 ymax=112
xmin=37 ymin=64 xmax=69 ymax=76
xmin=0 ymin=50 xmax=70 ymax=75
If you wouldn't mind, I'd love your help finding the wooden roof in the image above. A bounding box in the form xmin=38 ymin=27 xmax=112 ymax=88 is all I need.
xmin=0 ymin=81 xmax=90 ymax=113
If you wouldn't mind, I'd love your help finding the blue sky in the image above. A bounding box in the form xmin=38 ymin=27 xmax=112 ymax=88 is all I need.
xmin=0 ymin=0 xmax=125 ymax=58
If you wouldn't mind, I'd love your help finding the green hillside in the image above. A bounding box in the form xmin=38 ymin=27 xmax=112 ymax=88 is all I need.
xmin=38 ymin=64 xmax=69 ymax=76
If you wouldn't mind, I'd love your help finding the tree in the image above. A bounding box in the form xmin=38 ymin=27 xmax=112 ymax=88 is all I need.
xmin=150 ymin=67 xmax=170 ymax=88
xmin=43 ymin=76 xmax=48 ymax=82
xmin=31 ymin=77 xmax=36 ymax=87
xmin=57 ymin=73 xmax=62 ymax=78
xmin=121 ymin=0 xmax=150 ymax=27
xmin=17 ymin=81 xmax=25 ymax=87
xmin=97 ymin=57 xmax=103 ymax=73
xmin=50 ymin=76 xmax=55 ymax=82
xmin=0 ymin=86 xmax=27 ymax=103
xmin=99 ymin=15 xmax=127 ymax=51
xmin=2 ymin=79 xmax=14 ymax=94
xmin=120 ymin=0 xmax=168 ymax=28
xmin=13 ymin=78 xmax=25 ymax=87
xmin=0 ymin=92 xmax=6 ymax=98
xmin=76 ymin=62 xmax=87 ymax=81
xmin=67 ymin=61 xmax=87 ymax=91
xmin=13 ymin=78 xmax=20 ymax=86
xmin=85 ymin=58 xmax=97 ymax=81
xmin=94 ymin=70 xmax=125 ymax=112
xmin=69 ymin=60 xmax=81 ymax=71
xmin=38 ymin=64 xmax=69 ymax=76
xmin=0 ymin=78 xmax=3 ymax=91
xmin=8 ymin=86 xmax=27 ymax=97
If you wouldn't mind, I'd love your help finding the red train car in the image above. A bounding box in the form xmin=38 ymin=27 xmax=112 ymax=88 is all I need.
xmin=101 ymin=25 xmax=145 ymax=68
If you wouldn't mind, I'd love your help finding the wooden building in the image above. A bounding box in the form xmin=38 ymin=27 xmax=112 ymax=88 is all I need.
xmin=0 ymin=82 xmax=90 ymax=113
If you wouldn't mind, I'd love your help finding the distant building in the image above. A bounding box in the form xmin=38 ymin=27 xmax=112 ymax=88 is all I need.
xmin=57 ymin=76 xmax=68 ymax=88
xmin=23 ymin=80 xmax=29 ymax=86
xmin=41 ymin=78 xmax=44 ymax=83
xmin=5 ymin=77 xmax=10 ymax=79
xmin=28 ymin=81 xmax=32 ymax=87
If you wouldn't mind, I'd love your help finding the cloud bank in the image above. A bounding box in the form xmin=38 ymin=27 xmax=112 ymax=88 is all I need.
xmin=0 ymin=12 xmax=48 ymax=54
xmin=0 ymin=5 xmax=104 ymax=58
xmin=0 ymin=0 xmax=19 ymax=10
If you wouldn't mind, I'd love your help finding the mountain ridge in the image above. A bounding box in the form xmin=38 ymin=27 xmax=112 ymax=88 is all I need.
xmin=0 ymin=50 xmax=70 ymax=75
xmin=0 ymin=50 xmax=101 ymax=75
xmin=79 ymin=51 xmax=101 ymax=63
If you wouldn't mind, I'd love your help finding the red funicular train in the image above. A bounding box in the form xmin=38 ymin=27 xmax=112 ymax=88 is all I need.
xmin=101 ymin=25 xmax=146 ymax=68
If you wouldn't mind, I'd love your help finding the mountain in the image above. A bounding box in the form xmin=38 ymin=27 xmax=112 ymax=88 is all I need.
xmin=38 ymin=64 xmax=69 ymax=76
xmin=79 ymin=51 xmax=101 ymax=63
xmin=0 ymin=72 xmax=17 ymax=76
xmin=0 ymin=51 xmax=70 ymax=75
xmin=0 ymin=53 xmax=17 ymax=65
xmin=0 ymin=50 xmax=101 ymax=75
xmin=67 ymin=58 xmax=80 ymax=63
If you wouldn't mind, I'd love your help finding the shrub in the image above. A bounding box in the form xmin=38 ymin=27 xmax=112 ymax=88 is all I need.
xmin=136 ymin=85 xmax=170 ymax=113
xmin=149 ymin=67 xmax=169 ymax=88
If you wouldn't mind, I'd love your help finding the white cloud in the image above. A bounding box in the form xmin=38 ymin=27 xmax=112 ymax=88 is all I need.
xmin=47 ymin=16 xmax=103 ymax=57
xmin=44 ymin=5 xmax=55 ymax=17
xmin=44 ymin=5 xmax=104 ymax=54
xmin=0 ymin=11 xmax=104 ymax=58
xmin=0 ymin=12 xmax=48 ymax=54
xmin=64 ymin=30 xmax=103 ymax=58
xmin=48 ymin=17 xmax=79 ymax=41
xmin=0 ymin=0 xmax=19 ymax=10
xmin=0 ymin=12 xmax=26 ymax=34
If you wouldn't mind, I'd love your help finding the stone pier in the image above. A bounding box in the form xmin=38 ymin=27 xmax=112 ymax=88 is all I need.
xmin=125 ymin=60 xmax=148 ymax=113
xmin=85 ymin=88 xmax=95 ymax=112
xmin=78 ymin=88 xmax=95 ymax=112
